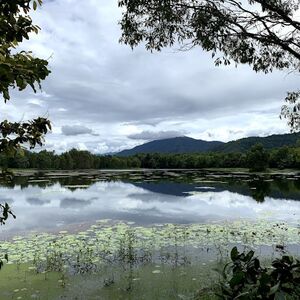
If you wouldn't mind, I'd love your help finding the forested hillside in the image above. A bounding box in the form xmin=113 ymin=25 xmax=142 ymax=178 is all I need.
xmin=215 ymin=133 xmax=300 ymax=152
xmin=118 ymin=136 xmax=223 ymax=156
xmin=117 ymin=133 xmax=300 ymax=155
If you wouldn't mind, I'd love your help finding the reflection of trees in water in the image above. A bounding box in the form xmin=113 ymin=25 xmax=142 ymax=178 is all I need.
xmin=57 ymin=177 xmax=95 ymax=191
xmin=0 ymin=176 xmax=29 ymax=189
xmin=276 ymin=179 xmax=291 ymax=193
xmin=247 ymin=178 xmax=300 ymax=203
xmin=0 ymin=175 xmax=96 ymax=190
xmin=1 ymin=172 xmax=300 ymax=203
xmin=248 ymin=180 xmax=271 ymax=203
xmin=294 ymin=179 xmax=300 ymax=190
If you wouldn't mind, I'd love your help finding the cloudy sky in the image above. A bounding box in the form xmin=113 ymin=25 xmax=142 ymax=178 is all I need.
xmin=3 ymin=0 xmax=299 ymax=153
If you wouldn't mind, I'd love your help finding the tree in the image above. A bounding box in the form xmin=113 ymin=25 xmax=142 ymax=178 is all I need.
xmin=269 ymin=146 xmax=295 ymax=169
xmin=246 ymin=143 xmax=269 ymax=171
xmin=0 ymin=1 xmax=51 ymax=226
xmin=118 ymin=0 xmax=300 ymax=130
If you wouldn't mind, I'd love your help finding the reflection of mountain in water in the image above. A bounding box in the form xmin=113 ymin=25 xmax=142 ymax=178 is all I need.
xmin=126 ymin=181 xmax=223 ymax=197
xmin=2 ymin=172 xmax=300 ymax=203
xmin=128 ymin=179 xmax=300 ymax=203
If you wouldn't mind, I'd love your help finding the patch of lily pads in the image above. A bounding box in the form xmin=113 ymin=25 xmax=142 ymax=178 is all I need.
xmin=1 ymin=219 xmax=299 ymax=274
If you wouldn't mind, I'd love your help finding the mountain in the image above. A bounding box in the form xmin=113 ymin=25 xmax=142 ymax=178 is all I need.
xmin=117 ymin=136 xmax=224 ymax=156
xmin=214 ymin=133 xmax=300 ymax=152
xmin=117 ymin=133 xmax=300 ymax=156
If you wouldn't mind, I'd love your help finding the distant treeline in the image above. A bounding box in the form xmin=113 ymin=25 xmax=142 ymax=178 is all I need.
xmin=0 ymin=144 xmax=299 ymax=171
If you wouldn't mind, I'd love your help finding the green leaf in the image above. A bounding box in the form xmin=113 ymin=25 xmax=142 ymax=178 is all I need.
xmin=268 ymin=283 xmax=280 ymax=296
xmin=245 ymin=250 xmax=254 ymax=262
xmin=229 ymin=271 xmax=245 ymax=288
xmin=231 ymin=247 xmax=239 ymax=261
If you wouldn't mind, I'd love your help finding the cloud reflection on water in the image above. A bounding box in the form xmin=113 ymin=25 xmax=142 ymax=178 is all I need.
xmin=1 ymin=179 xmax=299 ymax=235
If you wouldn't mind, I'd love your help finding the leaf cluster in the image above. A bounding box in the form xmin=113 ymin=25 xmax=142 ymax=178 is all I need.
xmin=0 ymin=117 xmax=51 ymax=154
xmin=281 ymin=91 xmax=300 ymax=132
xmin=119 ymin=0 xmax=300 ymax=73
xmin=0 ymin=1 xmax=51 ymax=228
xmin=218 ymin=247 xmax=300 ymax=299
xmin=0 ymin=0 xmax=50 ymax=102
xmin=118 ymin=0 xmax=300 ymax=130
xmin=0 ymin=203 xmax=15 ymax=226
xmin=0 ymin=0 xmax=51 ymax=155
xmin=0 ymin=253 xmax=8 ymax=270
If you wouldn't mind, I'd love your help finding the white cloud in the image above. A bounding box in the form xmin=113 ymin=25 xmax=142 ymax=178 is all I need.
xmin=27 ymin=98 xmax=44 ymax=107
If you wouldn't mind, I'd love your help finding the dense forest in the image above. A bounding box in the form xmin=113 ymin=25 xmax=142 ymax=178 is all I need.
xmin=1 ymin=144 xmax=299 ymax=171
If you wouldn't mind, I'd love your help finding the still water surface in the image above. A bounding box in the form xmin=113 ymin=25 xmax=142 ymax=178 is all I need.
xmin=1 ymin=169 xmax=300 ymax=236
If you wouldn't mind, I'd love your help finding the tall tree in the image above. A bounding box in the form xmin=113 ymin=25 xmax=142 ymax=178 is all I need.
xmin=246 ymin=143 xmax=269 ymax=171
xmin=0 ymin=0 xmax=51 ymax=226
xmin=118 ymin=0 xmax=300 ymax=130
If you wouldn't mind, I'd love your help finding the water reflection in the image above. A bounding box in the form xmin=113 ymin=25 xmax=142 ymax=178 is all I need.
xmin=0 ymin=171 xmax=299 ymax=235
xmin=26 ymin=197 xmax=51 ymax=206
xmin=129 ymin=178 xmax=300 ymax=202
xmin=60 ymin=197 xmax=93 ymax=209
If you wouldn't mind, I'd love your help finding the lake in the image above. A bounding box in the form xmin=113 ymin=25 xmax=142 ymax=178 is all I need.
xmin=0 ymin=169 xmax=300 ymax=299
xmin=1 ymin=169 xmax=300 ymax=235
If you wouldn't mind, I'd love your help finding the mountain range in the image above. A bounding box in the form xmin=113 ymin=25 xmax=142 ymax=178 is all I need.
xmin=117 ymin=133 xmax=300 ymax=156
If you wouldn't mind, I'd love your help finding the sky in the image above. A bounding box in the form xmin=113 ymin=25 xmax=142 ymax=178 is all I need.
xmin=2 ymin=0 xmax=300 ymax=154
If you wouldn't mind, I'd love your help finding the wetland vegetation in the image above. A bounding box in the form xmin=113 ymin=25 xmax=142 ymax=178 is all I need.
xmin=0 ymin=170 xmax=300 ymax=299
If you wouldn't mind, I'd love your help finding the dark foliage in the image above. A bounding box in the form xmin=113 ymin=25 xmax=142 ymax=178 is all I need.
xmin=0 ymin=0 xmax=50 ymax=102
xmin=218 ymin=247 xmax=300 ymax=299
xmin=0 ymin=0 xmax=51 ymax=233
xmin=1 ymin=144 xmax=299 ymax=171
xmin=118 ymin=0 xmax=300 ymax=131
xmin=0 ymin=0 xmax=51 ymax=155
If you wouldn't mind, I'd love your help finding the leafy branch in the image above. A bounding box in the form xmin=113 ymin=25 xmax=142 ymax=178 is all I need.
xmin=118 ymin=0 xmax=300 ymax=131
xmin=0 ymin=0 xmax=51 ymax=234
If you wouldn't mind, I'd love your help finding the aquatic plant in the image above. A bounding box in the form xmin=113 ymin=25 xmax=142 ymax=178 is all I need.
xmin=0 ymin=202 xmax=16 ymax=225
xmin=0 ymin=219 xmax=299 ymax=299
xmin=1 ymin=220 xmax=299 ymax=273
xmin=217 ymin=247 xmax=300 ymax=299
xmin=0 ymin=253 xmax=8 ymax=270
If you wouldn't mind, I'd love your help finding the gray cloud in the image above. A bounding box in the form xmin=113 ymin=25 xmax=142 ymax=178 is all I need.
xmin=128 ymin=130 xmax=185 ymax=141
xmin=61 ymin=125 xmax=98 ymax=136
